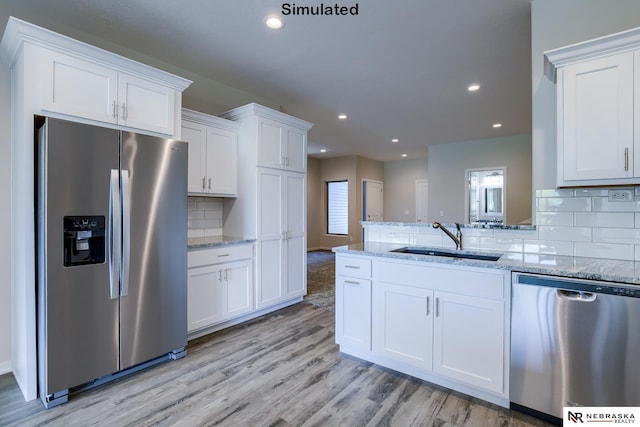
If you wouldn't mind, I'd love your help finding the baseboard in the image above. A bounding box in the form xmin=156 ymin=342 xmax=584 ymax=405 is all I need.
xmin=0 ymin=359 xmax=11 ymax=376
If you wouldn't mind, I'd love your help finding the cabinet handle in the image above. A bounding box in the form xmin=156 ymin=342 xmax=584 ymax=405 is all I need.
xmin=344 ymin=280 xmax=360 ymax=285
xmin=426 ymin=296 xmax=430 ymax=316
xmin=218 ymin=270 xmax=223 ymax=282
xmin=217 ymin=254 xmax=230 ymax=258
xmin=112 ymin=101 xmax=117 ymax=119
xmin=285 ymin=156 xmax=289 ymax=167
xmin=202 ymin=177 xmax=206 ymax=190
xmin=208 ymin=177 xmax=212 ymax=190
xmin=625 ymin=147 xmax=629 ymax=171
xmin=224 ymin=268 xmax=228 ymax=281
xmin=344 ymin=265 xmax=360 ymax=269
xmin=435 ymin=297 xmax=440 ymax=317
xmin=121 ymin=103 xmax=127 ymax=121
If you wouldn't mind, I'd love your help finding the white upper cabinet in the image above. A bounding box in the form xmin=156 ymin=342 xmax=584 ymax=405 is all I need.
xmin=257 ymin=116 xmax=307 ymax=172
xmin=41 ymin=50 xmax=177 ymax=136
xmin=182 ymin=109 xmax=238 ymax=197
xmin=545 ymin=26 xmax=640 ymax=187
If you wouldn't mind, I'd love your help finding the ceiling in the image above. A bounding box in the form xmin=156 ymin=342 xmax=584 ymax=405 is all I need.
xmin=1 ymin=0 xmax=532 ymax=162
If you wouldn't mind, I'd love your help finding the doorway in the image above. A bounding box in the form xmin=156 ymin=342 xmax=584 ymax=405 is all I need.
xmin=465 ymin=167 xmax=506 ymax=224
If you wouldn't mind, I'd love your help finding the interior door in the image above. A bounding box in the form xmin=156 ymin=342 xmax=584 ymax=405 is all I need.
xmin=363 ymin=180 xmax=383 ymax=221
xmin=415 ymin=180 xmax=429 ymax=223
xmin=120 ymin=132 xmax=187 ymax=369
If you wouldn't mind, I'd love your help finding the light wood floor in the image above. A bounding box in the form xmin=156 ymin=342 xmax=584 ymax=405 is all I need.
xmin=0 ymin=303 xmax=552 ymax=427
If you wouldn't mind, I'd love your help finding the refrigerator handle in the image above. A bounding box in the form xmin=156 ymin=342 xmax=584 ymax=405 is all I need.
xmin=109 ymin=169 xmax=121 ymax=299
xmin=121 ymin=169 xmax=131 ymax=297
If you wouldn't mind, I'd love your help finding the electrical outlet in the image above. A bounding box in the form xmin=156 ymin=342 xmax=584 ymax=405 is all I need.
xmin=608 ymin=189 xmax=634 ymax=202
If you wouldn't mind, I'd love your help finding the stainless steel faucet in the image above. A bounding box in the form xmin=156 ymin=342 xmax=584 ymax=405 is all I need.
xmin=432 ymin=222 xmax=463 ymax=250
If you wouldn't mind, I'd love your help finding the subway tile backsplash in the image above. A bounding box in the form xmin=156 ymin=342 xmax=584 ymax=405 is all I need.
xmin=187 ymin=196 xmax=224 ymax=239
xmin=364 ymin=187 xmax=640 ymax=261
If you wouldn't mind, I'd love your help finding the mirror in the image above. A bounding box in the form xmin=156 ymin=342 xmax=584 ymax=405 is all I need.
xmin=466 ymin=168 xmax=505 ymax=224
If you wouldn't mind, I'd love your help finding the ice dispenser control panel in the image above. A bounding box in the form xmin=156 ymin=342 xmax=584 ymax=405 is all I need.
xmin=63 ymin=216 xmax=105 ymax=266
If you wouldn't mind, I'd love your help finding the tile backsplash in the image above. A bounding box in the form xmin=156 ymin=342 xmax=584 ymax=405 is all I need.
xmin=187 ymin=196 xmax=224 ymax=239
xmin=364 ymin=187 xmax=640 ymax=261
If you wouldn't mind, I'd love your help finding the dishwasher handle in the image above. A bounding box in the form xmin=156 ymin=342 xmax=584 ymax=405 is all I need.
xmin=557 ymin=289 xmax=597 ymax=302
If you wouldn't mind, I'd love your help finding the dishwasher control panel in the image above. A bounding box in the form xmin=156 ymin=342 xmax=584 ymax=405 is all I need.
xmin=514 ymin=273 xmax=640 ymax=298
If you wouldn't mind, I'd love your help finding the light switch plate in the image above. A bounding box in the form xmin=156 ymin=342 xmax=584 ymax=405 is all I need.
xmin=608 ymin=189 xmax=634 ymax=202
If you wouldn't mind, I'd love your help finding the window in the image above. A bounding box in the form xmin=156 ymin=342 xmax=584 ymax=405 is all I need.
xmin=327 ymin=180 xmax=348 ymax=235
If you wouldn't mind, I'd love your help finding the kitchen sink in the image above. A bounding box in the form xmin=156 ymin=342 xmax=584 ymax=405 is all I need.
xmin=390 ymin=247 xmax=502 ymax=261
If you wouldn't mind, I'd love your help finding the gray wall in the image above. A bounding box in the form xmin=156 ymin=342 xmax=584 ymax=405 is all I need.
xmin=306 ymin=155 xmax=383 ymax=250
xmin=307 ymin=157 xmax=322 ymax=250
xmin=531 ymin=0 xmax=640 ymax=192
xmin=383 ymin=158 xmax=428 ymax=222
xmin=427 ymin=134 xmax=532 ymax=224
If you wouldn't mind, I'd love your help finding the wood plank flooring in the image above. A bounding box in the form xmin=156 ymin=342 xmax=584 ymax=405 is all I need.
xmin=0 ymin=303 xmax=553 ymax=427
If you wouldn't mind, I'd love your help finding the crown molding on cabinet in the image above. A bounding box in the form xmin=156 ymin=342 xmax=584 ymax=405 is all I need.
xmin=0 ymin=16 xmax=192 ymax=91
xmin=544 ymin=26 xmax=640 ymax=82
xmin=220 ymin=102 xmax=314 ymax=131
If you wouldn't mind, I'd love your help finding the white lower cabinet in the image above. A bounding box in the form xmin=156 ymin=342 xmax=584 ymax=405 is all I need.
xmin=335 ymin=253 xmax=510 ymax=407
xmin=432 ymin=291 xmax=504 ymax=393
xmin=372 ymin=282 xmax=433 ymax=370
xmin=187 ymin=244 xmax=253 ymax=333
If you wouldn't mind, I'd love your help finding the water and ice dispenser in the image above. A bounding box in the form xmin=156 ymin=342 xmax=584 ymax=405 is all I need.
xmin=63 ymin=216 xmax=105 ymax=266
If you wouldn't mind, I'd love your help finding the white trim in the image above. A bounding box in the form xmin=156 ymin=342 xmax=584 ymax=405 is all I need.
xmin=0 ymin=359 xmax=11 ymax=376
xmin=544 ymin=26 xmax=640 ymax=81
xmin=220 ymin=103 xmax=313 ymax=131
xmin=182 ymin=108 xmax=240 ymax=131
xmin=0 ymin=16 xmax=192 ymax=90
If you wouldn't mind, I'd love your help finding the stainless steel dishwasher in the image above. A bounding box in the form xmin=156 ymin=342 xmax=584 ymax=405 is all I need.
xmin=510 ymin=272 xmax=640 ymax=420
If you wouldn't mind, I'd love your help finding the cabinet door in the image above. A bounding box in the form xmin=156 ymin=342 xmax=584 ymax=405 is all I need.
xmin=285 ymin=173 xmax=306 ymax=298
xmin=372 ymin=282 xmax=433 ymax=371
xmin=182 ymin=121 xmax=207 ymax=194
xmin=40 ymin=50 xmax=118 ymax=124
xmin=336 ymin=276 xmax=371 ymax=351
xmin=256 ymin=169 xmax=285 ymax=308
xmin=118 ymin=72 xmax=176 ymax=135
xmin=433 ymin=291 xmax=504 ymax=393
xmin=560 ymin=52 xmax=634 ymax=182
xmin=257 ymin=117 xmax=285 ymax=169
xmin=285 ymin=126 xmax=307 ymax=172
xmin=187 ymin=265 xmax=223 ymax=332
xmin=206 ymin=126 xmax=237 ymax=196
xmin=224 ymin=260 xmax=253 ymax=318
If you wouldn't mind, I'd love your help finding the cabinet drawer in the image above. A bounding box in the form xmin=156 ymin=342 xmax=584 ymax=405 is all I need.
xmin=188 ymin=244 xmax=253 ymax=268
xmin=336 ymin=256 xmax=372 ymax=278
xmin=374 ymin=260 xmax=504 ymax=299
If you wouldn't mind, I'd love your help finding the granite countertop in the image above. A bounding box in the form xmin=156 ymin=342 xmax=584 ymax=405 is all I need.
xmin=333 ymin=242 xmax=640 ymax=285
xmin=360 ymin=221 xmax=535 ymax=231
xmin=188 ymin=235 xmax=255 ymax=250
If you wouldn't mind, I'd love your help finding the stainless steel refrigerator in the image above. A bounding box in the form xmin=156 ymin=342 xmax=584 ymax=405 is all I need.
xmin=36 ymin=117 xmax=188 ymax=408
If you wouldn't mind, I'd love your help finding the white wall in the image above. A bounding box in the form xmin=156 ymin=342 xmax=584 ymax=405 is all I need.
xmin=383 ymin=158 xmax=428 ymax=222
xmin=427 ymin=134 xmax=532 ymax=224
xmin=0 ymin=45 xmax=11 ymax=374
xmin=531 ymin=0 xmax=640 ymax=191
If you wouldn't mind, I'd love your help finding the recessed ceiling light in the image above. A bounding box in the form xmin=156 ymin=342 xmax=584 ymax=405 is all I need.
xmin=401 ymin=154 xmax=408 ymax=158
xmin=264 ymin=15 xmax=284 ymax=30
xmin=492 ymin=123 xmax=502 ymax=128
xmin=468 ymin=83 xmax=480 ymax=92
xmin=320 ymin=149 xmax=327 ymax=153
xmin=338 ymin=114 xmax=347 ymax=120
xmin=391 ymin=138 xmax=399 ymax=143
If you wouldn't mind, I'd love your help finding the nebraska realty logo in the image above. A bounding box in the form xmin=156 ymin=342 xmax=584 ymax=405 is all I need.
xmin=282 ymin=3 xmax=360 ymax=16
xmin=564 ymin=407 xmax=638 ymax=425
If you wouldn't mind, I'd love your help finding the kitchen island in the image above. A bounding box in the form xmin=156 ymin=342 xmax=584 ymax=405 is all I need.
xmin=333 ymin=240 xmax=640 ymax=411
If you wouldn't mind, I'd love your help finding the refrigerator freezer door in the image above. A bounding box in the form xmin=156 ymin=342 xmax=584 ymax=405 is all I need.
xmin=38 ymin=118 xmax=120 ymax=397
xmin=119 ymin=132 xmax=188 ymax=369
